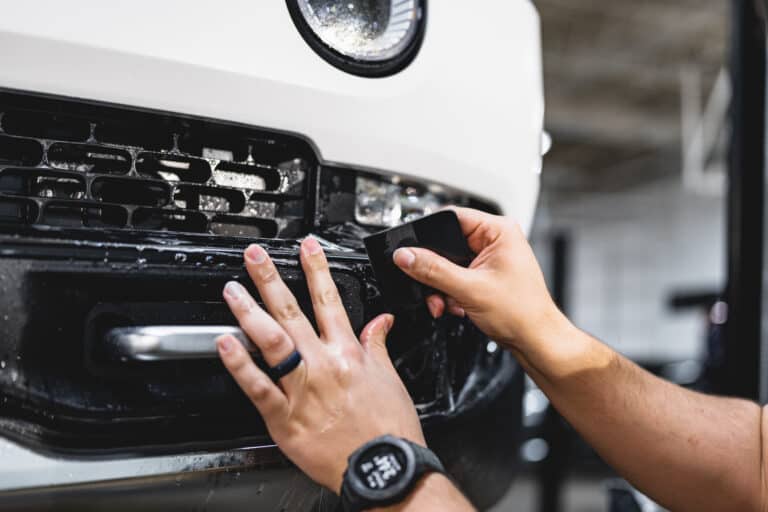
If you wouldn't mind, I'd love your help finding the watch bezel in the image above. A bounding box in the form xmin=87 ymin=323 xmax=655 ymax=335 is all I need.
xmin=346 ymin=435 xmax=418 ymax=502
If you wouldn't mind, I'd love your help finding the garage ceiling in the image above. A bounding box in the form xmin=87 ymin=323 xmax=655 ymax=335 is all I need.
xmin=537 ymin=0 xmax=729 ymax=192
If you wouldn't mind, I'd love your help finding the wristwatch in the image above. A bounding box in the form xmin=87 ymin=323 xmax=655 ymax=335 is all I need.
xmin=339 ymin=435 xmax=447 ymax=512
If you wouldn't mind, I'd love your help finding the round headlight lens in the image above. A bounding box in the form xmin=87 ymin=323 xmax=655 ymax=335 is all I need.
xmin=289 ymin=0 xmax=425 ymax=75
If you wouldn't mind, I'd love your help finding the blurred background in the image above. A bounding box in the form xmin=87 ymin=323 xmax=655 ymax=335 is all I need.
xmin=494 ymin=0 xmax=730 ymax=510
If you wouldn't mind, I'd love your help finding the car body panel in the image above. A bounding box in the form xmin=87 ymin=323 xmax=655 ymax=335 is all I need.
xmin=0 ymin=0 xmax=543 ymax=229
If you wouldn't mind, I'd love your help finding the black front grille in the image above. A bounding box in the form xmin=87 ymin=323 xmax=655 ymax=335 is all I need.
xmin=0 ymin=92 xmax=317 ymax=240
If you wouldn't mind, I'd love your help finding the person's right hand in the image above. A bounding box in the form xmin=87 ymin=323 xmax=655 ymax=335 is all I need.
xmin=392 ymin=207 xmax=569 ymax=352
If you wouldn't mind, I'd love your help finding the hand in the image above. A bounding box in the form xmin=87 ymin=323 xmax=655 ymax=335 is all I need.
xmin=215 ymin=237 xmax=424 ymax=494
xmin=392 ymin=207 xmax=568 ymax=351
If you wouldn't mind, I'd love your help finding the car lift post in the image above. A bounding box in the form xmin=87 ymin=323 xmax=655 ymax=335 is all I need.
xmin=721 ymin=0 xmax=766 ymax=401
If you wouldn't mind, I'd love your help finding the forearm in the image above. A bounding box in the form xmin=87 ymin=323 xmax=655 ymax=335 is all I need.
xmin=514 ymin=315 xmax=764 ymax=512
xmin=374 ymin=474 xmax=475 ymax=512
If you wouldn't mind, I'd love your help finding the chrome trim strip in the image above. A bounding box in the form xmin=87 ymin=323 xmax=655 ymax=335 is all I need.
xmin=105 ymin=325 xmax=256 ymax=361
xmin=0 ymin=437 xmax=280 ymax=492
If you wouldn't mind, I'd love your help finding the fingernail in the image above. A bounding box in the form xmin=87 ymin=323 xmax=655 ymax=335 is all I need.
xmin=451 ymin=306 xmax=466 ymax=317
xmin=375 ymin=315 xmax=389 ymax=334
xmin=369 ymin=314 xmax=394 ymax=338
xmin=393 ymin=248 xmax=415 ymax=269
xmin=245 ymin=244 xmax=267 ymax=264
xmin=217 ymin=336 xmax=233 ymax=353
xmin=223 ymin=281 xmax=246 ymax=301
xmin=303 ymin=236 xmax=323 ymax=256
xmin=426 ymin=297 xmax=441 ymax=319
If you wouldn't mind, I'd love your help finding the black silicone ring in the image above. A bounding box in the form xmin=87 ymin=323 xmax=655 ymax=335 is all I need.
xmin=267 ymin=350 xmax=303 ymax=382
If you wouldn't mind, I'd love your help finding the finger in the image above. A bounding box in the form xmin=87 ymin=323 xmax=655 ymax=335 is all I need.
xmin=300 ymin=237 xmax=353 ymax=340
xmin=393 ymin=247 xmax=473 ymax=300
xmin=445 ymin=206 xmax=504 ymax=254
xmin=223 ymin=281 xmax=298 ymax=367
xmin=360 ymin=314 xmax=394 ymax=355
xmin=243 ymin=244 xmax=317 ymax=345
xmin=426 ymin=294 xmax=445 ymax=319
xmin=445 ymin=296 xmax=467 ymax=317
xmin=216 ymin=334 xmax=288 ymax=419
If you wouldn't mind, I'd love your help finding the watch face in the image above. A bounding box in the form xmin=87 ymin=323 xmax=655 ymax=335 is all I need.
xmin=354 ymin=443 xmax=409 ymax=491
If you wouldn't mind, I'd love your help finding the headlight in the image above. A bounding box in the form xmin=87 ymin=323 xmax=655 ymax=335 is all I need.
xmin=287 ymin=0 xmax=427 ymax=77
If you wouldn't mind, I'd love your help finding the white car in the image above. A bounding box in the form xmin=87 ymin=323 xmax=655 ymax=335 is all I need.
xmin=0 ymin=1 xmax=544 ymax=510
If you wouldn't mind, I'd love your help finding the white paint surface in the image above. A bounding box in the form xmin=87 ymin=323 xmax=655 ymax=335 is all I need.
xmin=0 ymin=0 xmax=544 ymax=231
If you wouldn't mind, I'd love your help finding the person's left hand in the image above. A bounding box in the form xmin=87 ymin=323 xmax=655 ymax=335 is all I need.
xmin=216 ymin=237 xmax=425 ymax=494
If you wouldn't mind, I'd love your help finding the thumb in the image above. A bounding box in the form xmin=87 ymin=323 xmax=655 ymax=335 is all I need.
xmin=360 ymin=313 xmax=395 ymax=354
xmin=393 ymin=247 xmax=473 ymax=300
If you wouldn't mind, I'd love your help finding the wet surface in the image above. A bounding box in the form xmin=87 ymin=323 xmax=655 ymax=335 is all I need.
xmin=0 ymin=373 xmax=523 ymax=510
xmin=0 ymin=91 xmax=521 ymax=508
xmin=0 ymin=232 xmax=515 ymax=456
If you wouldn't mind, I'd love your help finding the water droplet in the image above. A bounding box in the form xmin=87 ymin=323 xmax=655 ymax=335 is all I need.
xmin=137 ymin=258 xmax=147 ymax=266
xmin=205 ymin=255 xmax=215 ymax=265
xmin=10 ymin=370 xmax=18 ymax=382
xmin=2 ymin=315 xmax=8 ymax=321
xmin=0 ymin=361 xmax=5 ymax=369
xmin=174 ymin=253 xmax=187 ymax=263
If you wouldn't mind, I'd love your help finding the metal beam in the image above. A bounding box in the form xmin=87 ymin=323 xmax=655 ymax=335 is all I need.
xmin=721 ymin=0 xmax=766 ymax=401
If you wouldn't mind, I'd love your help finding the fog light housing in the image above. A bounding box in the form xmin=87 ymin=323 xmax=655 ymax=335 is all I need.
xmin=287 ymin=0 xmax=427 ymax=77
xmin=355 ymin=176 xmax=402 ymax=227
xmin=354 ymin=176 xmax=447 ymax=227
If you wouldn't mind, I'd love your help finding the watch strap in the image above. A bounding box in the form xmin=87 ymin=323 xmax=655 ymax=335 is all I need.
xmin=413 ymin=441 xmax=445 ymax=477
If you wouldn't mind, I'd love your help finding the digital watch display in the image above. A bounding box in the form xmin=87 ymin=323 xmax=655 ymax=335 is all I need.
xmin=354 ymin=443 xmax=409 ymax=491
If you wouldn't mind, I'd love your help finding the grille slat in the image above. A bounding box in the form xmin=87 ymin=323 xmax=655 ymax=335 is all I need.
xmin=91 ymin=176 xmax=171 ymax=207
xmin=173 ymin=184 xmax=246 ymax=214
xmin=42 ymin=200 xmax=128 ymax=228
xmin=0 ymin=196 xmax=38 ymax=224
xmin=0 ymin=134 xmax=44 ymax=167
xmin=48 ymin=142 xmax=132 ymax=175
xmin=135 ymin=152 xmax=211 ymax=183
xmin=0 ymin=92 xmax=317 ymax=239
xmin=210 ymin=214 xmax=279 ymax=238
xmin=2 ymin=110 xmax=91 ymax=141
xmin=0 ymin=168 xmax=86 ymax=199
xmin=132 ymin=208 xmax=208 ymax=233
xmin=212 ymin=161 xmax=281 ymax=191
